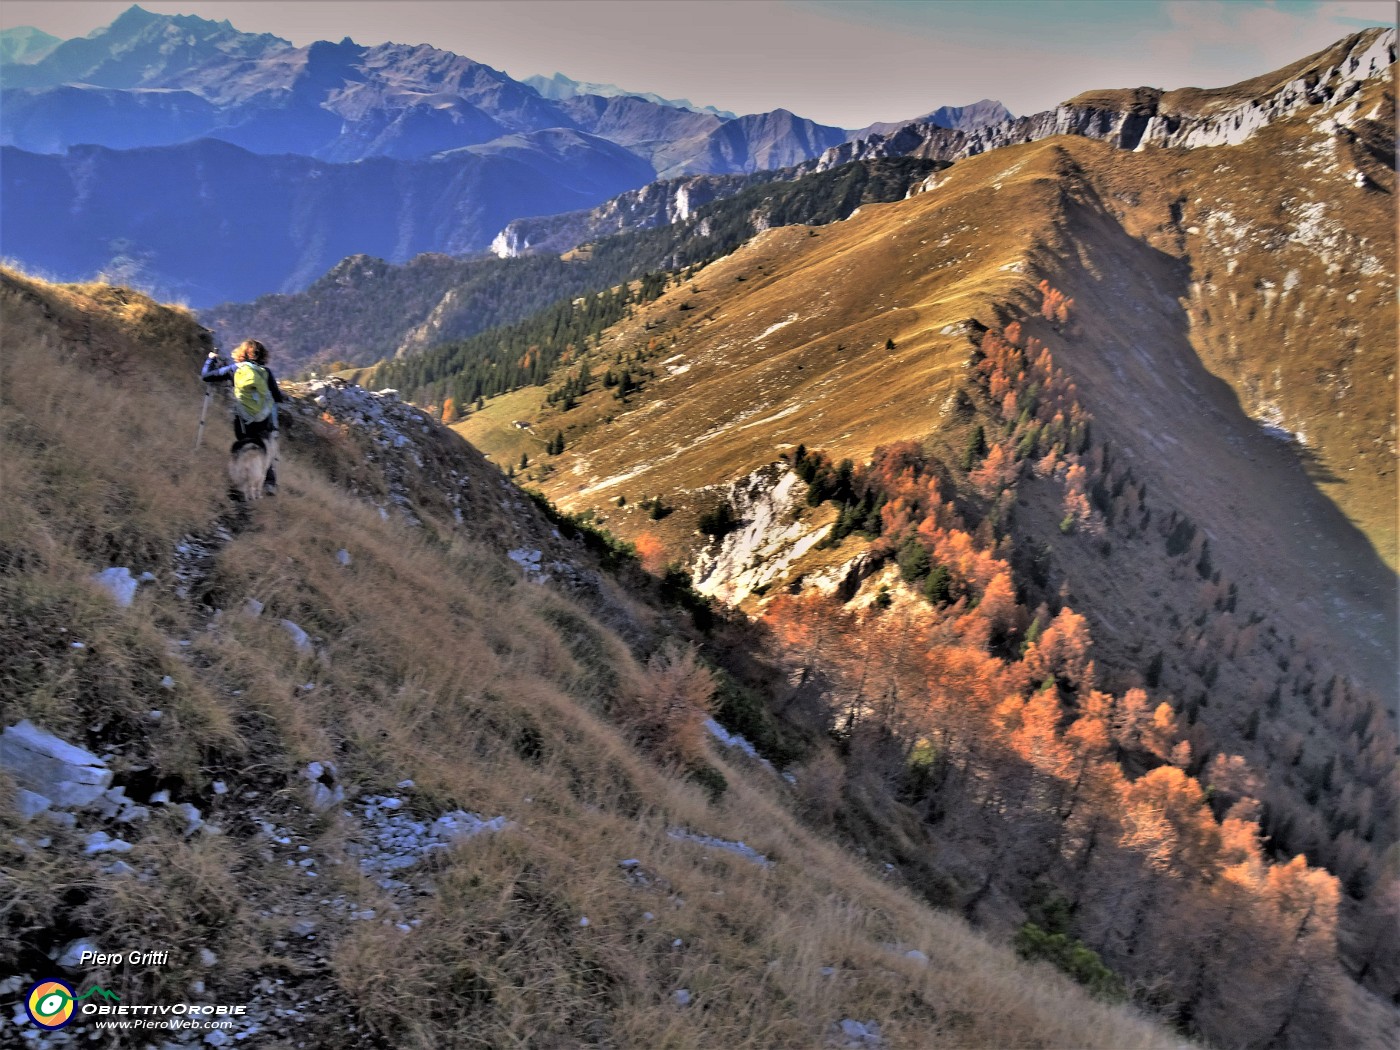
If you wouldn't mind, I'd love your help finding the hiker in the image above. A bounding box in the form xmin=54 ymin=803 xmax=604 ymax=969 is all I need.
xmin=202 ymin=338 xmax=286 ymax=495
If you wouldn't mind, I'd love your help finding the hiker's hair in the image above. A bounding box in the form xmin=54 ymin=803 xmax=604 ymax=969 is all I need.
xmin=233 ymin=339 xmax=269 ymax=365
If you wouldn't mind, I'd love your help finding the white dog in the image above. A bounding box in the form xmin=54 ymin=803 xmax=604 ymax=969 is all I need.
xmin=228 ymin=431 xmax=278 ymax=501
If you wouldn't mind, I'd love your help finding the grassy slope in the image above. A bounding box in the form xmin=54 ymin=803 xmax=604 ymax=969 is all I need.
xmin=468 ymin=110 xmax=1394 ymax=696
xmin=0 ymin=267 xmax=1189 ymax=1048
xmin=450 ymin=121 xmax=1398 ymax=1028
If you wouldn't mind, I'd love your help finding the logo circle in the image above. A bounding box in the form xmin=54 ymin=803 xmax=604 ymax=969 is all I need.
xmin=26 ymin=979 xmax=76 ymax=1029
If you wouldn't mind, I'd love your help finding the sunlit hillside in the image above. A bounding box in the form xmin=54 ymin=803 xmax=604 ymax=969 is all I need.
xmin=443 ymin=51 xmax=1399 ymax=1050
xmin=0 ymin=267 xmax=1198 ymax=1048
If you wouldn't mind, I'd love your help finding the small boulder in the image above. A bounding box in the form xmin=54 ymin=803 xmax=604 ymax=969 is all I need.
xmin=56 ymin=938 xmax=99 ymax=970
xmin=16 ymin=789 xmax=52 ymax=821
xmin=174 ymin=803 xmax=203 ymax=835
xmin=280 ymin=619 xmax=313 ymax=653
xmin=1 ymin=720 xmax=112 ymax=808
xmin=303 ymin=761 xmax=344 ymax=813
xmin=83 ymin=831 xmax=133 ymax=854
xmin=92 ymin=567 xmax=139 ymax=607
xmin=94 ymin=785 xmax=130 ymax=819
xmin=834 ymin=1019 xmax=884 ymax=1048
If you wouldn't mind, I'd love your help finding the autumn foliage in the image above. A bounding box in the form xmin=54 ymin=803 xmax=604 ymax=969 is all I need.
xmin=758 ymin=280 xmax=1390 ymax=1047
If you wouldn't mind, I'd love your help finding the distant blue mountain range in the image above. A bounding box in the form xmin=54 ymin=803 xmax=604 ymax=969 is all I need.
xmin=0 ymin=5 xmax=1009 ymax=307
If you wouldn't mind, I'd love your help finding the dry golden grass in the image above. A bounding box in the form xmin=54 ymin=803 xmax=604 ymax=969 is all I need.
xmin=0 ymin=265 xmax=1194 ymax=1046
xmin=469 ymin=112 xmax=1392 ymax=697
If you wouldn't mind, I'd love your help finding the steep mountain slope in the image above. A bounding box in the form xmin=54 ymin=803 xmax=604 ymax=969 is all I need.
xmin=0 ymin=130 xmax=654 ymax=306
xmin=0 ymin=266 xmax=1193 ymax=1049
xmin=502 ymin=137 xmax=1394 ymax=685
xmin=446 ymin=68 xmax=1398 ymax=1046
xmin=465 ymin=34 xmax=1396 ymax=612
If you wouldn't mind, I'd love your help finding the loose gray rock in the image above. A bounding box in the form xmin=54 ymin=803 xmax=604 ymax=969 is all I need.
xmin=92 ymin=566 xmax=139 ymax=607
xmin=303 ymin=761 xmax=344 ymax=813
xmin=83 ymin=831 xmax=133 ymax=854
xmin=175 ymin=802 xmax=204 ymax=835
xmin=833 ymin=1019 xmax=884 ymax=1048
xmin=666 ymin=827 xmax=773 ymax=867
xmin=56 ymin=938 xmax=99 ymax=970
xmin=280 ymin=619 xmax=313 ymax=653
xmin=16 ymin=789 xmax=52 ymax=821
xmin=1 ymin=721 xmax=112 ymax=808
xmin=94 ymin=785 xmax=130 ymax=819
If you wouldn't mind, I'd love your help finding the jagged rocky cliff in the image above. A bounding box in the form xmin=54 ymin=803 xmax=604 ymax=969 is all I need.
xmin=490 ymin=170 xmax=787 ymax=258
xmin=814 ymin=27 xmax=1394 ymax=169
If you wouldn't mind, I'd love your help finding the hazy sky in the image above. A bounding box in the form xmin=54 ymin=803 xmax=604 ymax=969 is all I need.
xmin=2 ymin=1 xmax=1393 ymax=126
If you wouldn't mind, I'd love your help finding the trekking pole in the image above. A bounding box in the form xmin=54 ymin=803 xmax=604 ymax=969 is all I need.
xmin=194 ymin=351 xmax=219 ymax=451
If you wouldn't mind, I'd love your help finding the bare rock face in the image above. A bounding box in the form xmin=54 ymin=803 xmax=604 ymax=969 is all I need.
xmin=815 ymin=27 xmax=1396 ymax=169
xmin=689 ymin=466 xmax=828 ymax=604
xmin=0 ymin=720 xmax=112 ymax=808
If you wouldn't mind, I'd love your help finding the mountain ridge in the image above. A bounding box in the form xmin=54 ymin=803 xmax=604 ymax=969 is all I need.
xmin=445 ymin=119 xmax=1396 ymax=1045
xmin=524 ymin=70 xmax=738 ymax=119
xmin=0 ymin=4 xmax=854 ymax=177
xmin=814 ymin=27 xmax=1394 ymax=169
